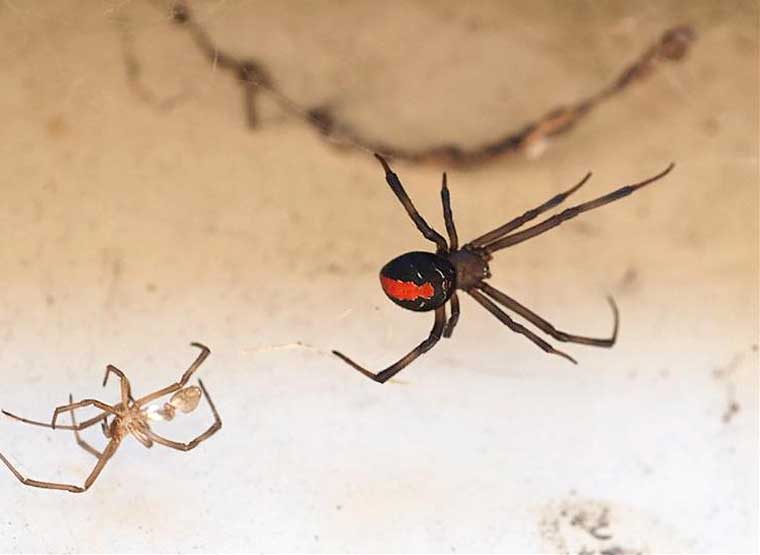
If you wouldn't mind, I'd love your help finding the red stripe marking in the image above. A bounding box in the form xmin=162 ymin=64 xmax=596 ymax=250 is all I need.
xmin=380 ymin=276 xmax=435 ymax=301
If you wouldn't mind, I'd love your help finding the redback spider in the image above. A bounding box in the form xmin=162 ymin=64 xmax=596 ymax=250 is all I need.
xmin=0 ymin=342 xmax=221 ymax=493
xmin=333 ymin=154 xmax=674 ymax=383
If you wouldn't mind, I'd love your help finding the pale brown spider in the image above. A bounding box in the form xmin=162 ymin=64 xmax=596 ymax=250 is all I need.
xmin=0 ymin=342 xmax=221 ymax=493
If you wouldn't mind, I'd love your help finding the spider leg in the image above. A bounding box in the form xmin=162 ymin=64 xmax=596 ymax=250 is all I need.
xmin=102 ymin=365 xmax=134 ymax=406
xmin=68 ymin=394 xmax=103 ymax=459
xmin=467 ymin=172 xmax=591 ymax=248
xmin=135 ymin=342 xmax=210 ymax=406
xmin=478 ymin=282 xmax=619 ymax=347
xmin=333 ymin=306 xmax=447 ymax=383
xmin=467 ymin=288 xmax=577 ymax=364
xmin=51 ymin=400 xmax=118 ymax=430
xmin=0 ymin=437 xmax=120 ymax=493
xmin=483 ymin=163 xmax=674 ymax=253
xmin=440 ymin=172 xmax=458 ymax=250
xmin=2 ymin=408 xmax=107 ymax=431
xmin=375 ymin=154 xmax=449 ymax=253
xmin=143 ymin=379 xmax=222 ymax=451
xmin=438 ymin=175 xmax=461 ymax=339
xmin=443 ymin=292 xmax=460 ymax=338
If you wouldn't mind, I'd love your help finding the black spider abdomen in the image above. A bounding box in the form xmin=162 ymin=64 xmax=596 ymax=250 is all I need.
xmin=379 ymin=251 xmax=456 ymax=312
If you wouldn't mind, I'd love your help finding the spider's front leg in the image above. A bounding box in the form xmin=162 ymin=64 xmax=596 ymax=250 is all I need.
xmin=51 ymin=399 xmax=118 ymax=430
xmin=2 ymin=406 xmax=107 ymax=432
xmin=102 ymin=365 xmax=134 ymax=407
xmin=482 ymin=163 xmax=675 ymax=253
xmin=466 ymin=171 xmax=592 ymax=248
xmin=439 ymin=171 xmax=461 ymax=338
xmin=440 ymin=171 xmax=458 ymax=251
xmin=333 ymin=306 xmax=447 ymax=383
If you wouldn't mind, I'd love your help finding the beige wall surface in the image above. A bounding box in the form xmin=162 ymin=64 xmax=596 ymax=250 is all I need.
xmin=0 ymin=1 xmax=757 ymax=553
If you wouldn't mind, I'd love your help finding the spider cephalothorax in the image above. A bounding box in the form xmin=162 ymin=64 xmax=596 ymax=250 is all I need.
xmin=333 ymin=154 xmax=674 ymax=384
xmin=0 ymin=342 xmax=221 ymax=493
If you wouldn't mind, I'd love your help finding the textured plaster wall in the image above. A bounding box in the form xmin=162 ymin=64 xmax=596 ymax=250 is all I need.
xmin=0 ymin=1 xmax=757 ymax=553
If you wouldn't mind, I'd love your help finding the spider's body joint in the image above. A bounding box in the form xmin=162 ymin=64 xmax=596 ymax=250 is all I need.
xmin=118 ymin=410 xmax=153 ymax=447
xmin=448 ymin=247 xmax=491 ymax=291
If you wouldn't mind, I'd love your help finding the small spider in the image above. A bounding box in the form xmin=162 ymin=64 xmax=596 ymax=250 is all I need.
xmin=0 ymin=342 xmax=221 ymax=493
xmin=333 ymin=154 xmax=674 ymax=383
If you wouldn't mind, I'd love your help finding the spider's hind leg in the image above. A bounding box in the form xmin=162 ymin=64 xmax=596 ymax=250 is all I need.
xmin=478 ymin=282 xmax=619 ymax=347
xmin=0 ymin=438 xmax=120 ymax=493
xmin=467 ymin=288 xmax=577 ymax=364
